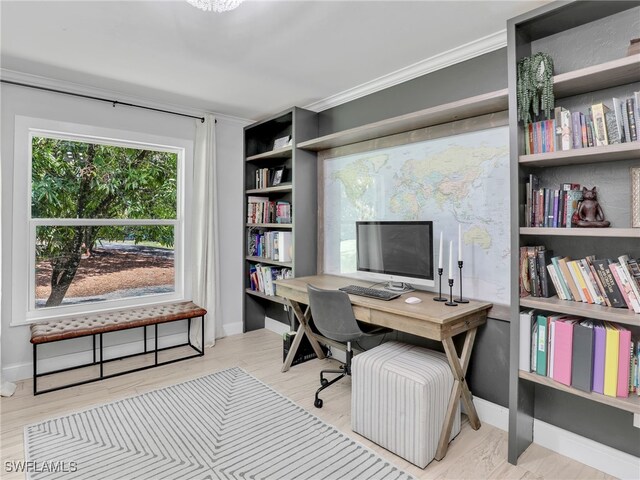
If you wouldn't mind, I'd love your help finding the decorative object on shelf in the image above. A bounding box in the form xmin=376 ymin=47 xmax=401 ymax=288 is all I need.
xmin=271 ymin=166 xmax=285 ymax=186
xmin=185 ymin=0 xmax=243 ymax=12
xmin=273 ymin=135 xmax=291 ymax=150
xmin=632 ymin=167 xmax=640 ymax=228
xmin=627 ymin=38 xmax=640 ymax=56
xmin=516 ymin=53 xmax=554 ymax=127
xmin=575 ymin=186 xmax=610 ymax=228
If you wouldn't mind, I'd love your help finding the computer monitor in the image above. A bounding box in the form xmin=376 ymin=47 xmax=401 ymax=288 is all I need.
xmin=356 ymin=221 xmax=434 ymax=291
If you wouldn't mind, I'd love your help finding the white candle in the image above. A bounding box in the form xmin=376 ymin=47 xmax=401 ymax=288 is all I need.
xmin=438 ymin=231 xmax=443 ymax=269
xmin=449 ymin=241 xmax=454 ymax=279
xmin=458 ymin=224 xmax=462 ymax=262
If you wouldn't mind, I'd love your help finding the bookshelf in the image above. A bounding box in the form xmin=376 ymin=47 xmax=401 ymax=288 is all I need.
xmin=507 ymin=1 xmax=640 ymax=465
xmin=243 ymin=107 xmax=318 ymax=331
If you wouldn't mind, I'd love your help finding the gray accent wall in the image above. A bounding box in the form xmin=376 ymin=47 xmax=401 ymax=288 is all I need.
xmin=315 ymin=15 xmax=640 ymax=456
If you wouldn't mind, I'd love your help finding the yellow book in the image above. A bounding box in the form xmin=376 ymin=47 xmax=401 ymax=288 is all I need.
xmin=603 ymin=322 xmax=620 ymax=397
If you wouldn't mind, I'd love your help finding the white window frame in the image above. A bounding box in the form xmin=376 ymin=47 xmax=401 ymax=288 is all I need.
xmin=12 ymin=116 xmax=193 ymax=325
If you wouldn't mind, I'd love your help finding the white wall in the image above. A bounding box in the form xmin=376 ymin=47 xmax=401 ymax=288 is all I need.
xmin=0 ymin=79 xmax=248 ymax=381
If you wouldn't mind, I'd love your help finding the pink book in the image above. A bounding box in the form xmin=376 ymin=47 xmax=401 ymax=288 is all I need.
xmin=553 ymin=318 xmax=576 ymax=386
xmin=609 ymin=263 xmax=634 ymax=311
xmin=617 ymin=327 xmax=632 ymax=397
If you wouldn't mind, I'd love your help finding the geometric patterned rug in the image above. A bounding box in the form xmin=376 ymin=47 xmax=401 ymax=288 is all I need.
xmin=25 ymin=367 xmax=413 ymax=480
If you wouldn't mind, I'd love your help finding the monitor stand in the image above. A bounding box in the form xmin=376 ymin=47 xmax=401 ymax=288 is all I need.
xmin=385 ymin=281 xmax=415 ymax=293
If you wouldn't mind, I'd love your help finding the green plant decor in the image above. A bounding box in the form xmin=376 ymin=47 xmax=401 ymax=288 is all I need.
xmin=517 ymin=53 xmax=554 ymax=127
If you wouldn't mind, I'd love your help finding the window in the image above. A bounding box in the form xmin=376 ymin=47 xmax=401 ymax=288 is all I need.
xmin=12 ymin=117 xmax=192 ymax=323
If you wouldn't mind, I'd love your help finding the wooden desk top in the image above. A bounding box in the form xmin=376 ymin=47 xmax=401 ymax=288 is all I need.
xmin=275 ymin=275 xmax=492 ymax=340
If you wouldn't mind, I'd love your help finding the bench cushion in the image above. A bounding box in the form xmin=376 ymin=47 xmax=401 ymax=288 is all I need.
xmin=30 ymin=301 xmax=206 ymax=344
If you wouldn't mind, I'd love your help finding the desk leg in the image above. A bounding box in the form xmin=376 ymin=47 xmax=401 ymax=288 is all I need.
xmin=281 ymin=300 xmax=326 ymax=373
xmin=435 ymin=327 xmax=480 ymax=460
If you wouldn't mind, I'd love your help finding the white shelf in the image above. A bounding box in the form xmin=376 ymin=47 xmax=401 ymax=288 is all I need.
xmin=519 ymin=142 xmax=640 ymax=167
xmin=245 ymin=256 xmax=292 ymax=268
xmin=245 ymin=223 xmax=292 ymax=229
xmin=297 ymin=89 xmax=508 ymax=151
xmin=245 ymin=288 xmax=288 ymax=305
xmin=520 ymin=227 xmax=640 ymax=238
xmin=246 ymin=146 xmax=293 ymax=162
xmin=520 ymin=295 xmax=640 ymax=327
xmin=519 ymin=371 xmax=640 ymax=414
xmin=245 ymin=183 xmax=292 ymax=194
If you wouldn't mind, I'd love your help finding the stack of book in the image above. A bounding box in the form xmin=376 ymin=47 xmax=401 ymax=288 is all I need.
xmin=520 ymin=247 xmax=640 ymax=314
xmin=247 ymin=196 xmax=291 ymax=224
xmin=248 ymin=264 xmax=292 ymax=296
xmin=519 ymin=311 xmax=640 ymax=398
xmin=247 ymin=231 xmax=292 ymax=262
xmin=254 ymin=167 xmax=285 ymax=189
xmin=524 ymin=178 xmax=582 ymax=228
xmin=526 ymin=94 xmax=640 ymax=155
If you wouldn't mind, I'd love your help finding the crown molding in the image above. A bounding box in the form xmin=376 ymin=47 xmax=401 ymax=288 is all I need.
xmin=0 ymin=68 xmax=251 ymax=125
xmin=304 ymin=29 xmax=507 ymax=113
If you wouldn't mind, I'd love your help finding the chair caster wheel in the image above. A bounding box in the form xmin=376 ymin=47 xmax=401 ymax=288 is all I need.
xmin=320 ymin=379 xmax=328 ymax=386
xmin=314 ymin=398 xmax=323 ymax=408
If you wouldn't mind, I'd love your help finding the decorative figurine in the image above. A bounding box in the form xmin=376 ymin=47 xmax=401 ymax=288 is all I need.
xmin=576 ymin=186 xmax=610 ymax=228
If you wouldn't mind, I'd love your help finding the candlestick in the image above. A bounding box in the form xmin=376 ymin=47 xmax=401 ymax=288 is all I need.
xmin=458 ymin=224 xmax=462 ymax=262
xmin=433 ymin=267 xmax=446 ymax=301
xmin=445 ymin=278 xmax=458 ymax=306
xmin=448 ymin=241 xmax=453 ymax=279
xmin=438 ymin=231 xmax=443 ymax=269
xmin=455 ymin=260 xmax=469 ymax=303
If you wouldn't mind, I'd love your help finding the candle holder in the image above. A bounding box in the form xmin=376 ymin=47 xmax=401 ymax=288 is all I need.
xmin=455 ymin=260 xmax=469 ymax=304
xmin=433 ymin=268 xmax=446 ymax=301
xmin=445 ymin=278 xmax=458 ymax=306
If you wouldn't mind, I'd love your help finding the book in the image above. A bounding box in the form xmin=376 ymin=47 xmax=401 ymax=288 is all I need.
xmin=627 ymin=97 xmax=637 ymax=142
xmin=580 ymin=113 xmax=588 ymax=148
xmin=519 ymin=310 xmax=534 ymax=371
xmin=276 ymin=231 xmax=292 ymax=262
xmin=618 ymin=255 xmax=640 ymax=309
xmin=617 ymin=326 xmax=631 ymax=398
xmin=548 ymin=315 xmax=556 ymax=378
xmin=609 ymin=262 xmax=639 ymax=312
xmin=528 ymin=247 xmax=541 ymax=297
xmin=603 ymin=322 xmax=620 ymax=397
xmin=612 ymin=97 xmax=627 ymax=143
xmin=558 ymin=108 xmax=572 ymax=150
xmin=536 ymin=314 xmax=548 ymax=376
xmin=605 ymin=111 xmax=621 ymax=144
xmin=578 ymin=259 xmax=603 ymax=305
xmin=553 ymin=317 xmax=576 ymax=386
xmin=537 ymin=247 xmax=555 ymax=297
xmin=585 ymin=256 xmax=610 ymax=307
xmin=567 ymin=260 xmax=591 ymax=303
xmin=551 ymin=256 xmax=572 ymax=300
xmin=571 ymin=320 xmax=594 ymax=393
xmin=593 ymin=258 xmax=627 ymax=309
xmin=565 ymin=189 xmax=582 ymax=228
xmin=591 ymin=103 xmax=610 ymax=146
xmin=592 ymin=322 xmax=606 ymax=394
xmin=557 ymin=257 xmax=582 ymax=302
xmin=519 ymin=246 xmax=531 ymax=297
xmin=547 ymin=264 xmax=566 ymax=300
xmin=571 ymin=111 xmax=583 ymax=148
xmin=531 ymin=322 xmax=538 ymax=373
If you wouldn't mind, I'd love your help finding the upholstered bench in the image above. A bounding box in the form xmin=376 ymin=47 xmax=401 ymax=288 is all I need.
xmin=31 ymin=301 xmax=206 ymax=395
xmin=351 ymin=341 xmax=461 ymax=468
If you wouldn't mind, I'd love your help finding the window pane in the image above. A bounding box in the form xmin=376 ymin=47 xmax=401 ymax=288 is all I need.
xmin=35 ymin=225 xmax=175 ymax=309
xmin=31 ymin=137 xmax=177 ymax=219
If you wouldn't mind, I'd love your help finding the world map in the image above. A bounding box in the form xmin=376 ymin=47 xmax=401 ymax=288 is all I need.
xmin=322 ymin=126 xmax=510 ymax=305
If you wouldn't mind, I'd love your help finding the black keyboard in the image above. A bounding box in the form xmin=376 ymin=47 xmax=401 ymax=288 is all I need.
xmin=339 ymin=285 xmax=400 ymax=301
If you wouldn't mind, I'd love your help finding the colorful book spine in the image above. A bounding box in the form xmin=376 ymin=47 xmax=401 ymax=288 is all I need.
xmin=617 ymin=327 xmax=631 ymax=398
xmin=571 ymin=111 xmax=582 ymax=148
xmin=592 ymin=322 xmax=606 ymax=394
xmin=603 ymin=323 xmax=620 ymax=397
xmin=552 ymin=318 xmax=575 ymax=386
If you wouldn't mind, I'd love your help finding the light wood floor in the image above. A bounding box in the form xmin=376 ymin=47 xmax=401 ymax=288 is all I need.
xmin=1 ymin=329 xmax=613 ymax=480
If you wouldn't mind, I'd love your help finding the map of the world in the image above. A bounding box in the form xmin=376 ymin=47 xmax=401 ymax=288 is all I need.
xmin=322 ymin=126 xmax=510 ymax=305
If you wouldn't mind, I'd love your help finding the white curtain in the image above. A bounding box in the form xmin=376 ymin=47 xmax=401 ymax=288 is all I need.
xmin=190 ymin=114 xmax=220 ymax=348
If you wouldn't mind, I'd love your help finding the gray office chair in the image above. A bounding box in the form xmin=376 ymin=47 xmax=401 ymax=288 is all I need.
xmin=307 ymin=284 xmax=389 ymax=408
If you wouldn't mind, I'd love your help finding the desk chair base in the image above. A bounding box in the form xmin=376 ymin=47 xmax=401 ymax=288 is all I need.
xmin=314 ymin=343 xmax=353 ymax=408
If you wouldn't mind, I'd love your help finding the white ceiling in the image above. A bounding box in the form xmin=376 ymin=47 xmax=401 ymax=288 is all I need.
xmin=1 ymin=0 xmax=548 ymax=121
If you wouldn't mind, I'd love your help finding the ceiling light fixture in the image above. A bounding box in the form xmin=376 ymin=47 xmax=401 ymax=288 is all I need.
xmin=186 ymin=0 xmax=244 ymax=12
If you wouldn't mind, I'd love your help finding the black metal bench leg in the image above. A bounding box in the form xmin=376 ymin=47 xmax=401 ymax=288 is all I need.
xmin=144 ymin=325 xmax=147 ymax=353
xmin=99 ymin=333 xmax=103 ymax=378
xmin=187 ymin=319 xmax=192 ymax=348
xmin=93 ymin=335 xmax=96 ymax=364
xmin=155 ymin=324 xmax=159 ymax=366
xmin=201 ymin=315 xmax=205 ymax=355
xmin=33 ymin=343 xmax=38 ymax=396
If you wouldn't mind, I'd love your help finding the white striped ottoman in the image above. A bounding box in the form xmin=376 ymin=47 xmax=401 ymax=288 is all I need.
xmin=351 ymin=341 xmax=461 ymax=468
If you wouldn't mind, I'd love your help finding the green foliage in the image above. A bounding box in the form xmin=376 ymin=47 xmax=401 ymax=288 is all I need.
xmin=516 ymin=53 xmax=554 ymax=127
xmin=32 ymin=137 xmax=178 ymax=306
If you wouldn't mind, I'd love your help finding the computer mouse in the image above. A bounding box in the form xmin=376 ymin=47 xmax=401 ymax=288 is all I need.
xmin=404 ymin=296 xmax=422 ymax=304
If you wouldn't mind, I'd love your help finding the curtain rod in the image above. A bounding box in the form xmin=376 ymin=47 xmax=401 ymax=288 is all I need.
xmin=1 ymin=79 xmax=206 ymax=123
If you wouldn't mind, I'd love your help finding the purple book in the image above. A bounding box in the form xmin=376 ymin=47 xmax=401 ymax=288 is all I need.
xmin=572 ymin=111 xmax=583 ymax=148
xmin=592 ymin=322 xmax=606 ymax=393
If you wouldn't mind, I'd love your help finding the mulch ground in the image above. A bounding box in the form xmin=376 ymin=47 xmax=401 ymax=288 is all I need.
xmin=36 ymin=249 xmax=174 ymax=299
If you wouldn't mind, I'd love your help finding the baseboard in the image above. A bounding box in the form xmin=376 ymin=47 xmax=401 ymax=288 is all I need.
xmin=219 ymin=321 xmax=243 ymax=338
xmin=533 ymin=419 xmax=640 ymax=480
xmin=264 ymin=316 xmax=290 ymax=336
xmin=469 ymin=396 xmax=639 ymax=479
xmin=2 ymin=332 xmax=188 ymax=382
